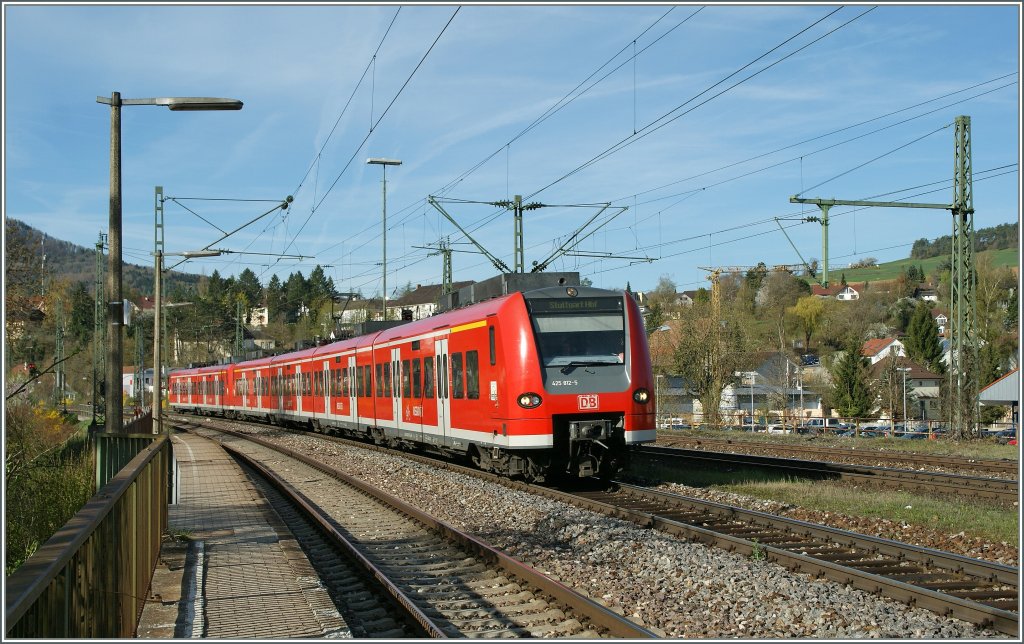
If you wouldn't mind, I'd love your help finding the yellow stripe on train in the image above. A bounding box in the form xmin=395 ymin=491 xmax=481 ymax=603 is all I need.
xmin=448 ymin=320 xmax=487 ymax=334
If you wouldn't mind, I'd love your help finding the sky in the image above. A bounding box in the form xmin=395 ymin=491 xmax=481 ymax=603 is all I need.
xmin=3 ymin=2 xmax=1021 ymax=298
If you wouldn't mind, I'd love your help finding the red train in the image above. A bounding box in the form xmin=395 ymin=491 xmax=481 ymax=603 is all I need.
xmin=168 ymin=282 xmax=656 ymax=481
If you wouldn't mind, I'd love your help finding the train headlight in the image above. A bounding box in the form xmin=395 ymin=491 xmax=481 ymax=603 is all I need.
xmin=517 ymin=392 xmax=542 ymax=409
xmin=633 ymin=388 xmax=650 ymax=404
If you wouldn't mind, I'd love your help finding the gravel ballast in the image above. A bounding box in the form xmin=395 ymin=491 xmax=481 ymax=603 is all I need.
xmin=232 ymin=426 xmax=1010 ymax=639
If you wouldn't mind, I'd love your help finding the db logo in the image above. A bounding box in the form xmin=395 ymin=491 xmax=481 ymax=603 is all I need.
xmin=578 ymin=394 xmax=599 ymax=410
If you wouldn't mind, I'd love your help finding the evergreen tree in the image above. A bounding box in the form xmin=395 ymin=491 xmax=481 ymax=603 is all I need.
xmin=265 ymin=275 xmax=285 ymax=320
xmin=906 ymin=301 xmax=944 ymax=373
xmin=234 ymin=268 xmax=263 ymax=313
xmin=830 ymin=344 xmax=874 ymax=418
xmin=67 ymin=282 xmax=94 ymax=346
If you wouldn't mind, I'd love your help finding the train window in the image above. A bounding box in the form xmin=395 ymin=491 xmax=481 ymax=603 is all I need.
xmin=466 ymin=351 xmax=479 ymax=400
xmin=412 ymin=359 xmax=421 ymax=398
xmin=364 ymin=365 xmax=372 ymax=397
xmin=402 ymin=360 xmax=411 ymax=398
xmin=489 ymin=326 xmax=496 ymax=366
xmin=451 ymin=353 xmax=464 ymax=399
xmin=384 ymin=361 xmax=392 ymax=397
xmin=374 ymin=364 xmax=383 ymax=397
xmin=424 ymin=357 xmax=434 ymax=398
xmin=342 ymin=369 xmax=349 ymax=397
xmin=441 ymin=355 xmax=449 ymax=399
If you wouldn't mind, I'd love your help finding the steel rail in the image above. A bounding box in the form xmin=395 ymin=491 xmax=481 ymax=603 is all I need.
xmin=569 ymin=482 xmax=1018 ymax=636
xmin=638 ymin=445 xmax=1019 ymax=504
xmin=219 ymin=442 xmax=446 ymax=638
xmin=660 ymin=435 xmax=1019 ymax=477
xmin=196 ymin=424 xmax=657 ymax=639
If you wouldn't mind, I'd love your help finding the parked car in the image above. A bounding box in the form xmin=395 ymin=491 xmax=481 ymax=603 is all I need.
xmin=766 ymin=424 xmax=792 ymax=435
xmin=798 ymin=418 xmax=850 ymax=435
xmin=857 ymin=425 xmax=890 ymax=438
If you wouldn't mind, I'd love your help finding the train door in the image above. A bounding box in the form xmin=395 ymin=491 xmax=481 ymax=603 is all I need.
xmin=295 ymin=364 xmax=303 ymax=416
xmin=347 ymin=356 xmax=358 ymax=428
xmin=391 ymin=347 xmax=403 ymax=435
xmin=436 ymin=338 xmax=450 ymax=444
xmin=322 ymin=360 xmax=330 ymax=424
xmin=276 ymin=366 xmax=284 ymax=417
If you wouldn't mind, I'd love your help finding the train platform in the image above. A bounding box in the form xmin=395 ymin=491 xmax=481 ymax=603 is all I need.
xmin=137 ymin=429 xmax=349 ymax=639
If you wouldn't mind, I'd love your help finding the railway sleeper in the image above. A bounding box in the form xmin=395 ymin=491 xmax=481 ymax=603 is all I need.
xmin=439 ymin=600 xmax=557 ymax=621
xmin=428 ymin=593 xmax=540 ymax=612
xmin=944 ymin=590 xmax=1020 ymax=601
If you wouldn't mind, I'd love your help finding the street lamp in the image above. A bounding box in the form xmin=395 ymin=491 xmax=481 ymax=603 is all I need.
xmin=366 ymin=158 xmax=402 ymax=320
xmin=897 ymin=366 xmax=913 ymax=431
xmin=655 ymin=374 xmax=663 ymax=429
xmin=97 ymin=92 xmax=242 ymax=433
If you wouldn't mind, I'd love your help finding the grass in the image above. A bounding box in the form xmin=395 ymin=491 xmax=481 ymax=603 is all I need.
xmin=823 ymin=248 xmax=1018 ymax=284
xmin=727 ymin=479 xmax=1019 ymax=545
xmin=662 ymin=427 xmax=1019 ymax=461
xmin=630 ymin=456 xmax=1019 ymax=546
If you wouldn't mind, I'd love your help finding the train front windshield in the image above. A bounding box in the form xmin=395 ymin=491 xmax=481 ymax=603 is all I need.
xmin=528 ymin=296 xmax=626 ymax=367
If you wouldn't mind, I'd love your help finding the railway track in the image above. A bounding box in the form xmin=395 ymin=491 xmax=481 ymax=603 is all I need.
xmin=183 ymin=422 xmax=657 ymax=639
xmin=170 ymin=415 xmax=1019 ymax=636
xmin=659 ymin=435 xmax=1020 ymax=478
xmin=636 ymin=444 xmax=1020 ymax=505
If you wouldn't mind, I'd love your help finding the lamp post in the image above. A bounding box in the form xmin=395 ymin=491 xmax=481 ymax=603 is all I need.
xmin=366 ymin=158 xmax=402 ymax=320
xmin=898 ymin=366 xmax=913 ymax=430
xmin=655 ymin=374 xmax=663 ymax=429
xmin=97 ymin=92 xmax=242 ymax=433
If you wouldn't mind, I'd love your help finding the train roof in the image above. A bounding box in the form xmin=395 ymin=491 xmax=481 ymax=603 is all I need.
xmin=167 ymin=284 xmax=630 ymax=377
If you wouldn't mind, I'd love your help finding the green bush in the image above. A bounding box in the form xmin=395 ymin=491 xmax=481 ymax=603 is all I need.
xmin=4 ymin=400 xmax=94 ymax=576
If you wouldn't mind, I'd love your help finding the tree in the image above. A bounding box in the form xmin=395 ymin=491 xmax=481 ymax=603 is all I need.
xmin=905 ymin=301 xmax=944 ymax=373
xmin=876 ymin=356 xmax=904 ymax=421
xmin=788 ymin=295 xmax=825 ymax=350
xmin=830 ymin=344 xmax=875 ymax=418
xmin=265 ymin=275 xmax=285 ymax=321
xmin=670 ymin=301 xmax=748 ymax=428
xmin=67 ymin=282 xmax=94 ymax=347
xmin=744 ymin=262 xmax=768 ymax=294
xmin=756 ymin=270 xmax=809 ymax=351
xmin=233 ymin=268 xmax=263 ymax=319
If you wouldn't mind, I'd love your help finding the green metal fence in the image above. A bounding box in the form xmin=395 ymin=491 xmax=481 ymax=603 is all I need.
xmin=4 ymin=435 xmax=170 ymax=638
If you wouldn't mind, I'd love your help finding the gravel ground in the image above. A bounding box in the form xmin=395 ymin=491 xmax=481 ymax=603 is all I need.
xmin=231 ymin=426 xmax=1009 ymax=639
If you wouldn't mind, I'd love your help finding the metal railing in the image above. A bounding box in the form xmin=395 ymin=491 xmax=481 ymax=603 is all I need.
xmin=4 ymin=435 xmax=171 ymax=638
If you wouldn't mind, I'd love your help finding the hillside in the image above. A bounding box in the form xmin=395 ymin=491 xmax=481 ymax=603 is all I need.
xmin=825 ymin=248 xmax=1018 ymax=285
xmin=6 ymin=219 xmax=203 ymax=297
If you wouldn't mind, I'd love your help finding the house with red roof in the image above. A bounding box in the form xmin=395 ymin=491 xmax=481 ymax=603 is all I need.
xmin=811 ymin=283 xmax=862 ymax=301
xmin=861 ymin=337 xmax=906 ymax=365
